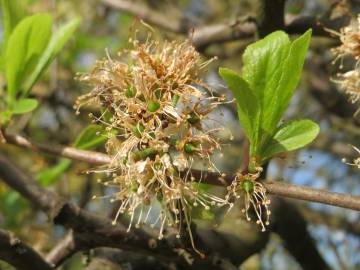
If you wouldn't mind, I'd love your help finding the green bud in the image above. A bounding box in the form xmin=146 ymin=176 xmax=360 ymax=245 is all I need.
xmin=147 ymin=100 xmax=160 ymax=112
xmin=125 ymin=85 xmax=136 ymax=98
xmin=171 ymin=94 xmax=180 ymax=107
xmin=169 ymin=137 xmax=178 ymax=146
xmin=132 ymin=122 xmax=145 ymax=138
xmin=134 ymin=148 xmax=157 ymax=161
xmin=184 ymin=143 xmax=197 ymax=153
xmin=242 ymin=179 xmax=254 ymax=193
xmin=187 ymin=112 xmax=200 ymax=125
xmin=130 ymin=181 xmax=139 ymax=192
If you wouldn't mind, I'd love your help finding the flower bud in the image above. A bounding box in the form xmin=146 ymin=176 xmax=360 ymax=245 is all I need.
xmin=171 ymin=94 xmax=180 ymax=107
xmin=147 ymin=100 xmax=160 ymax=112
xmin=125 ymin=85 xmax=136 ymax=98
xmin=132 ymin=122 xmax=145 ymax=138
xmin=241 ymin=179 xmax=254 ymax=193
xmin=184 ymin=143 xmax=197 ymax=153
xmin=134 ymin=148 xmax=157 ymax=161
xmin=187 ymin=112 xmax=200 ymax=125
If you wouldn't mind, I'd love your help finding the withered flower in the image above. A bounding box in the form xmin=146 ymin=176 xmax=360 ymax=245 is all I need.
xmin=75 ymin=35 xmax=226 ymax=254
xmin=225 ymin=159 xmax=271 ymax=232
xmin=329 ymin=15 xmax=360 ymax=103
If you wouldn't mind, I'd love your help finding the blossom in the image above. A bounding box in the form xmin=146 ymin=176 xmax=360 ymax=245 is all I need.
xmin=329 ymin=15 xmax=360 ymax=103
xmin=225 ymin=162 xmax=271 ymax=232
xmin=333 ymin=69 xmax=360 ymax=103
xmin=75 ymin=34 xmax=226 ymax=255
xmin=329 ymin=15 xmax=360 ymax=64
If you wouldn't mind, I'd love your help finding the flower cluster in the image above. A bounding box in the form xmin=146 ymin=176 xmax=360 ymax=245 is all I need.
xmin=75 ymin=35 xmax=226 ymax=253
xmin=329 ymin=15 xmax=360 ymax=168
xmin=330 ymin=15 xmax=360 ymax=103
xmin=225 ymin=159 xmax=271 ymax=232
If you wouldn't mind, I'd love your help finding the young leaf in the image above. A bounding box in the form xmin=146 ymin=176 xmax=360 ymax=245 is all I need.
xmin=263 ymin=29 xmax=312 ymax=138
xmin=219 ymin=67 xmax=260 ymax=154
xmin=23 ymin=17 xmax=81 ymax=95
xmin=5 ymin=13 xmax=52 ymax=103
xmin=240 ymin=30 xmax=312 ymax=154
xmin=0 ymin=0 xmax=27 ymax=70
xmin=261 ymin=119 xmax=319 ymax=162
xmin=11 ymin=98 xmax=38 ymax=114
xmin=73 ymin=124 xmax=107 ymax=149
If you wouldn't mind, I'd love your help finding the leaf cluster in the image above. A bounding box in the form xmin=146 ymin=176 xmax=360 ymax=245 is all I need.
xmin=220 ymin=30 xmax=319 ymax=165
xmin=0 ymin=0 xmax=80 ymax=124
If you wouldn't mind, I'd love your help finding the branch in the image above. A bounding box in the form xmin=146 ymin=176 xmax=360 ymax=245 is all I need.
xmin=0 ymin=151 xmax=61 ymax=213
xmin=264 ymin=181 xmax=360 ymax=211
xmin=3 ymin=132 xmax=360 ymax=211
xmin=102 ymin=0 xmax=186 ymax=33
xmin=257 ymin=0 xmax=285 ymax=37
xmin=101 ymin=0 xmax=332 ymax=49
xmin=4 ymin=133 xmax=109 ymax=165
xmin=0 ymin=228 xmax=53 ymax=270
xmin=0 ymin=152 xmax=250 ymax=269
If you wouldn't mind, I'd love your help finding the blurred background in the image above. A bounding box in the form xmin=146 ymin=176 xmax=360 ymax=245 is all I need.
xmin=0 ymin=0 xmax=359 ymax=269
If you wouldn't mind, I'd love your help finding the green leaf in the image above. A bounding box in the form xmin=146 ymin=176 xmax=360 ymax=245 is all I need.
xmin=261 ymin=119 xmax=319 ymax=162
xmin=5 ymin=13 xmax=52 ymax=103
xmin=36 ymin=159 xmax=72 ymax=186
xmin=10 ymin=98 xmax=38 ymax=114
xmin=37 ymin=124 xmax=106 ymax=186
xmin=263 ymin=30 xmax=312 ymax=139
xmin=73 ymin=124 xmax=107 ymax=149
xmin=219 ymin=67 xmax=260 ymax=153
xmin=0 ymin=0 xmax=27 ymax=70
xmin=240 ymin=30 xmax=312 ymax=156
xmin=23 ymin=17 xmax=81 ymax=94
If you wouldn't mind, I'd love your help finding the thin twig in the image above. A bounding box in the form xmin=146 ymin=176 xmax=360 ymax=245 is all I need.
xmin=0 ymin=153 xmax=244 ymax=269
xmin=102 ymin=0 xmax=332 ymax=49
xmin=3 ymin=132 xmax=360 ymax=211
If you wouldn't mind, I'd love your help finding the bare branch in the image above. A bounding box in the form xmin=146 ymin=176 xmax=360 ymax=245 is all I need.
xmin=192 ymin=21 xmax=256 ymax=49
xmin=0 ymin=228 xmax=54 ymax=270
xmin=0 ymin=152 xmax=249 ymax=269
xmin=101 ymin=0 xmax=333 ymax=49
xmin=4 ymin=133 xmax=109 ymax=165
xmin=264 ymin=181 xmax=360 ymax=211
xmin=3 ymin=132 xmax=360 ymax=211
xmin=102 ymin=0 xmax=185 ymax=33
xmin=0 ymin=151 xmax=61 ymax=213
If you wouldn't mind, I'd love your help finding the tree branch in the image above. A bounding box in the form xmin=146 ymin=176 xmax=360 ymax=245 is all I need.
xmin=4 ymin=132 xmax=360 ymax=211
xmin=0 ymin=228 xmax=54 ymax=270
xmin=101 ymin=0 xmax=332 ymax=49
xmin=0 ymin=152 xmax=250 ymax=269
xmin=102 ymin=0 xmax=186 ymax=33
